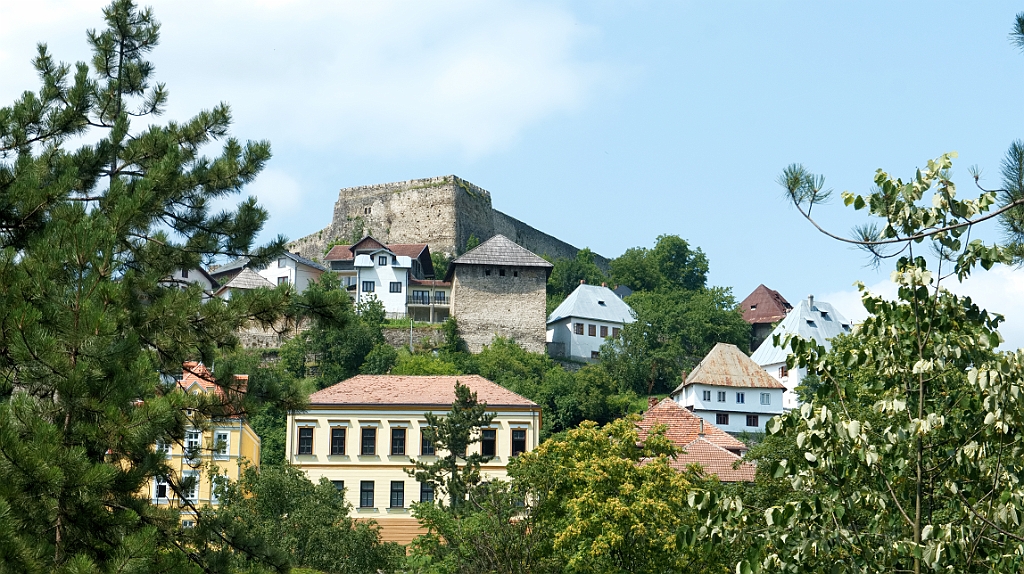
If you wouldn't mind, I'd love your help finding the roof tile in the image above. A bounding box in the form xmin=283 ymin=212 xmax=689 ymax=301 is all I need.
xmin=674 ymin=343 xmax=786 ymax=393
xmin=637 ymin=398 xmax=747 ymax=453
xmin=308 ymin=375 xmax=539 ymax=408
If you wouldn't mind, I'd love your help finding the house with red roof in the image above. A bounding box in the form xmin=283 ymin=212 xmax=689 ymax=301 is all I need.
xmin=739 ymin=284 xmax=792 ymax=352
xmin=325 ymin=236 xmax=450 ymax=322
xmin=286 ymin=374 xmax=541 ymax=544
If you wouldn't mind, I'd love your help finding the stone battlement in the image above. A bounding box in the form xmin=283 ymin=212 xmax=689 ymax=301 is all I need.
xmin=288 ymin=175 xmax=604 ymax=268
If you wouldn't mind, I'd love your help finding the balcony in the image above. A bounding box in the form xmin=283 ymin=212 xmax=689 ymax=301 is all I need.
xmin=407 ymin=294 xmax=449 ymax=306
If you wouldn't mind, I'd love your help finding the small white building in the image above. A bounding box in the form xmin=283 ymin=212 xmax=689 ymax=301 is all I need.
xmin=546 ymin=283 xmax=634 ymax=361
xmin=750 ymin=295 xmax=853 ymax=410
xmin=209 ymin=251 xmax=326 ymax=295
xmin=162 ymin=268 xmax=219 ymax=300
xmin=671 ymin=343 xmax=785 ymax=435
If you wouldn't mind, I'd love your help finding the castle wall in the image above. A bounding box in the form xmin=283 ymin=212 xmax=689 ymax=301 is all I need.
xmin=450 ymin=265 xmax=548 ymax=354
xmin=286 ymin=175 xmax=606 ymax=269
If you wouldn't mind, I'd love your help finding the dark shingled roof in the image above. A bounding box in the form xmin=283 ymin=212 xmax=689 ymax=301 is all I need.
xmin=740 ymin=284 xmax=792 ymax=325
xmin=443 ymin=234 xmax=552 ymax=281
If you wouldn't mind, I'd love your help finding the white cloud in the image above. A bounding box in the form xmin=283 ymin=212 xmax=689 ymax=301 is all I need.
xmin=0 ymin=1 xmax=609 ymax=159
xmin=819 ymin=266 xmax=1024 ymax=352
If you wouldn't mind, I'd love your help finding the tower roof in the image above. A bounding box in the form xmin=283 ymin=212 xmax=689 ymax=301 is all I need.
xmin=739 ymin=284 xmax=792 ymax=324
xmin=750 ymin=295 xmax=853 ymax=366
xmin=443 ymin=234 xmax=552 ymax=281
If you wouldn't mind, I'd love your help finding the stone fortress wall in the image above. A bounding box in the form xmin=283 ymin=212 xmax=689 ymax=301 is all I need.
xmin=287 ymin=175 xmax=607 ymax=266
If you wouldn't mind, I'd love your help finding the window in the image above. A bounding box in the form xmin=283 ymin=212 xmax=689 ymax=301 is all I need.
xmin=421 ymin=431 xmax=435 ymax=455
xmin=434 ymin=291 xmax=446 ymax=304
xmin=277 ymin=276 xmax=288 ymax=286
xmin=588 ymin=324 xmax=597 ymax=337
xmin=364 ymin=206 xmax=371 ymax=215
xmin=155 ymin=439 xmax=171 ymax=456
xmin=185 ymin=430 xmax=201 ymax=461
xmin=749 ymin=304 xmax=757 ymax=310
xmin=361 ymin=428 xmax=376 ymax=455
xmin=499 ymin=268 xmax=506 ymax=277
xmin=332 ymin=480 xmax=345 ymax=492
xmin=484 ymin=268 xmax=491 ymax=276
xmin=779 ymin=365 xmax=789 ymax=378
xmin=612 ymin=327 xmax=621 ymax=337
xmin=746 ymin=415 xmax=759 ymax=427
xmin=511 ymin=429 xmax=527 ymax=456
xmin=278 ymin=257 xmax=286 ymax=268
xmin=360 ymin=481 xmax=374 ymax=508
xmin=182 ymin=269 xmax=189 ymax=279
xmin=391 ymin=428 xmax=406 ymax=455
xmin=717 ymin=391 xmax=726 ymax=402
xmin=736 ymin=392 xmax=745 ymax=404
xmin=331 ymin=427 xmax=346 ymax=455
xmin=297 ymin=427 xmax=313 ymax=455
xmin=513 ymin=270 xmax=518 ymax=277
xmin=597 ymin=300 xmax=606 ymax=307
xmin=378 ymin=256 xmax=387 ymax=266
xmin=214 ymin=431 xmax=229 ymax=458
xmin=181 ymin=520 xmax=196 ymax=529
xmin=820 ymin=311 xmax=830 ymax=320
xmin=702 ymin=390 xmax=711 ymax=401
xmin=361 ymin=281 xmax=375 ymax=293
xmin=716 ymin=413 xmax=729 ymax=425
xmin=574 ymin=323 xmax=584 ymax=335
xmin=591 ymin=351 xmax=600 ymax=359
xmin=760 ymin=393 xmax=771 ymax=406
xmin=182 ymin=470 xmax=199 ymax=501
xmin=389 ymin=282 xmax=402 ymax=293
xmin=481 ymin=429 xmax=496 ymax=457
xmin=154 ymin=478 xmax=169 ymax=499
xmin=412 ymin=289 xmax=429 ymax=304
xmin=390 ymin=481 xmax=405 ymax=508
xmin=420 ymin=482 xmax=434 ymax=502
xmin=600 ymin=325 xmax=608 ymax=337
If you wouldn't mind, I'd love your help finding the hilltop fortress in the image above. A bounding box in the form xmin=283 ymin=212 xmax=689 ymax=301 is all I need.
xmin=288 ymin=175 xmax=604 ymax=265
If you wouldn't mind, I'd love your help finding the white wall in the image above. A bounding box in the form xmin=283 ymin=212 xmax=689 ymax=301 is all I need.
xmin=547 ymin=317 xmax=623 ymax=360
xmin=257 ymin=257 xmax=323 ymax=294
xmin=675 ymin=383 xmax=784 ymax=433
xmin=761 ymin=362 xmax=805 ymax=410
xmin=355 ymin=257 xmax=409 ymax=317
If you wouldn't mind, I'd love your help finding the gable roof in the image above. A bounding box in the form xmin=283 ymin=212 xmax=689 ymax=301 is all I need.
xmin=285 ymin=251 xmax=327 ymax=271
xmin=178 ymin=362 xmax=248 ymax=417
xmin=740 ymin=284 xmax=792 ymax=325
xmin=637 ymin=398 xmax=747 ymax=454
xmin=324 ymin=245 xmax=354 ymax=261
xmin=307 ymin=375 xmax=539 ymax=409
xmin=326 ymin=238 xmax=435 ymax=277
xmin=673 ymin=343 xmax=785 ymax=394
xmin=547 ymin=283 xmax=635 ymax=325
xmin=750 ymin=295 xmax=853 ymax=366
xmin=214 ymin=267 xmax=274 ymax=295
xmin=669 ymin=437 xmax=756 ymax=482
xmin=210 ymin=251 xmax=326 ymax=276
xmin=350 ymin=236 xmax=388 ymax=253
xmin=443 ymin=234 xmax=552 ymax=281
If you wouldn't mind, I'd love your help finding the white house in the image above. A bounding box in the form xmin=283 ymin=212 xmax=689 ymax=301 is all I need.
xmin=325 ymin=236 xmax=447 ymax=321
xmin=161 ymin=268 xmax=219 ymax=300
xmin=671 ymin=343 xmax=785 ymax=435
xmin=210 ymin=251 xmax=326 ymax=295
xmin=213 ymin=268 xmax=274 ymax=300
xmin=750 ymin=295 xmax=853 ymax=410
xmin=546 ymin=282 xmax=634 ymax=361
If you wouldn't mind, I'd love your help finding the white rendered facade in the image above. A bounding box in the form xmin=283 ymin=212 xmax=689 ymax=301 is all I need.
xmin=354 ymin=252 xmax=413 ymax=318
xmin=547 ymin=317 xmax=625 ymax=361
xmin=258 ymin=256 xmax=324 ymax=293
xmin=674 ymin=383 xmax=784 ymax=434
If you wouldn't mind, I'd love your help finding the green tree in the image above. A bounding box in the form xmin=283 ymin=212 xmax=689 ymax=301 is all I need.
xmin=360 ymin=342 xmax=399 ymax=374
xmin=511 ymin=417 xmax=699 ymax=573
xmin=0 ymin=2 xmax=348 ymax=571
xmin=546 ymin=248 xmax=608 ymax=314
xmin=610 ymin=234 xmax=708 ymax=293
xmin=691 ymin=153 xmax=1024 ymax=573
xmin=213 ymin=465 xmax=403 ymax=573
xmin=410 ymin=382 xmax=495 ymax=511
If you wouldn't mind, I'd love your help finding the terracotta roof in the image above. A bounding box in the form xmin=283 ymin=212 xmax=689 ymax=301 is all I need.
xmin=673 ymin=343 xmax=786 ymax=394
xmin=670 ymin=437 xmax=756 ymax=482
xmin=740 ymin=284 xmax=792 ymax=324
xmin=325 ymin=245 xmax=354 ymax=261
xmin=178 ymin=362 xmax=248 ymax=416
xmin=351 ymin=236 xmax=388 ymax=252
xmin=307 ymin=375 xmax=539 ymax=408
xmin=388 ymin=243 xmax=429 ymax=259
xmin=637 ymin=398 xmax=747 ymax=454
xmin=444 ymin=234 xmax=552 ymax=281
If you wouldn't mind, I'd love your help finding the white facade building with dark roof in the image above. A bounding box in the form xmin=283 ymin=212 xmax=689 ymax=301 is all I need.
xmin=258 ymin=251 xmax=326 ymax=293
xmin=546 ymin=283 xmax=634 ymax=361
xmin=750 ymin=295 xmax=853 ymax=410
xmin=671 ymin=343 xmax=786 ymax=434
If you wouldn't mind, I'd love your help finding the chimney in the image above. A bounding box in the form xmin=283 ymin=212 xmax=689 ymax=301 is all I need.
xmin=808 ymin=294 xmax=814 ymax=308
xmin=601 ymin=282 xmax=607 ymax=287
xmin=580 ymin=279 xmax=585 ymax=285
xmin=699 ymin=419 xmax=705 ymax=437
xmin=647 ymin=396 xmax=659 ymax=410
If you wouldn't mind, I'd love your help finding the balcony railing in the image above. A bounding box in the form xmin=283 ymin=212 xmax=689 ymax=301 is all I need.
xmin=408 ymin=294 xmax=449 ymax=306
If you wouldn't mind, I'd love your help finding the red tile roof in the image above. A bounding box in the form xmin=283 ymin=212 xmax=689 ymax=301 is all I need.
xmin=674 ymin=343 xmax=786 ymax=392
xmin=324 ymin=245 xmax=354 ymax=261
xmin=324 ymin=241 xmax=429 ymax=262
xmin=388 ymin=243 xmax=429 ymax=259
xmin=308 ymin=375 xmax=538 ymax=408
xmin=740 ymin=284 xmax=792 ymax=325
xmin=178 ymin=362 xmax=248 ymax=416
xmin=670 ymin=437 xmax=756 ymax=482
xmin=637 ymin=398 xmax=747 ymax=454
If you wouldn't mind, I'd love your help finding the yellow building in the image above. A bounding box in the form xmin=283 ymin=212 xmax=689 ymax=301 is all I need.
xmin=286 ymin=374 xmax=541 ymax=544
xmin=151 ymin=362 xmax=261 ymax=526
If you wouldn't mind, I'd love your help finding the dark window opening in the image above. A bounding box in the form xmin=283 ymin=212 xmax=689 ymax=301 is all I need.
xmin=600 ymin=326 xmax=608 ymax=337
xmin=360 ymin=481 xmax=374 ymax=508
xmin=298 ymin=427 xmax=313 ymax=455
xmin=716 ymin=413 xmax=729 ymax=425
xmin=588 ymin=324 xmax=597 ymax=337
xmin=574 ymin=323 xmax=584 ymax=335
xmin=420 ymin=482 xmax=434 ymax=502
xmin=511 ymin=430 xmax=527 ymax=456
xmin=362 ymin=281 xmax=375 ymax=293
xmin=421 ymin=432 xmax=434 ymax=455
xmin=746 ymin=415 xmax=759 ymax=427
xmin=391 ymin=428 xmax=406 ymax=455
xmin=481 ymin=429 xmax=496 ymax=457
xmin=361 ymin=428 xmax=376 ymax=455
xmin=499 ymin=268 xmax=506 ymax=277
xmin=390 ymin=481 xmax=405 ymax=508
xmin=331 ymin=427 xmax=346 ymax=455
xmin=390 ymin=282 xmax=402 ymax=293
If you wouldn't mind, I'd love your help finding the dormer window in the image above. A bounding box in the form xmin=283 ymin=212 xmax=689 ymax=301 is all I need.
xmin=749 ymin=304 xmax=756 ymax=310
xmin=806 ymin=320 xmax=817 ymax=328
xmin=598 ymin=300 xmax=606 ymax=306
xmin=378 ymin=256 xmax=387 ymax=266
xmin=820 ymin=311 xmax=830 ymax=320
xmin=182 ymin=269 xmax=189 ymax=279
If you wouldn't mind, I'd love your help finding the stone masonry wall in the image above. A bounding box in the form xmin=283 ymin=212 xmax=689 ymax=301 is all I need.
xmin=451 ymin=265 xmax=548 ymax=354
xmin=287 ymin=175 xmax=608 ymax=268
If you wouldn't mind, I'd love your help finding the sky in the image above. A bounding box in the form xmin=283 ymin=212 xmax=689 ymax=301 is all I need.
xmin=3 ymin=1 xmax=1024 ymax=348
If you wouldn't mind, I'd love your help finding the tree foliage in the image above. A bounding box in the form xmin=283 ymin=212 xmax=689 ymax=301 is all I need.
xmin=546 ymin=248 xmax=608 ymax=314
xmin=0 ymin=2 xmax=351 ymax=571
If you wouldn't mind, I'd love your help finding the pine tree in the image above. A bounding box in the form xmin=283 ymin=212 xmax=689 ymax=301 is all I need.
xmin=0 ymin=2 xmax=347 ymax=571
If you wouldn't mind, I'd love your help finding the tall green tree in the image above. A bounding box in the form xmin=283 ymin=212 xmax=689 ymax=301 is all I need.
xmin=0 ymin=2 xmax=346 ymax=571
xmin=410 ymin=382 xmax=495 ymax=511
xmin=546 ymin=248 xmax=608 ymax=314
xmin=610 ymin=234 xmax=708 ymax=293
